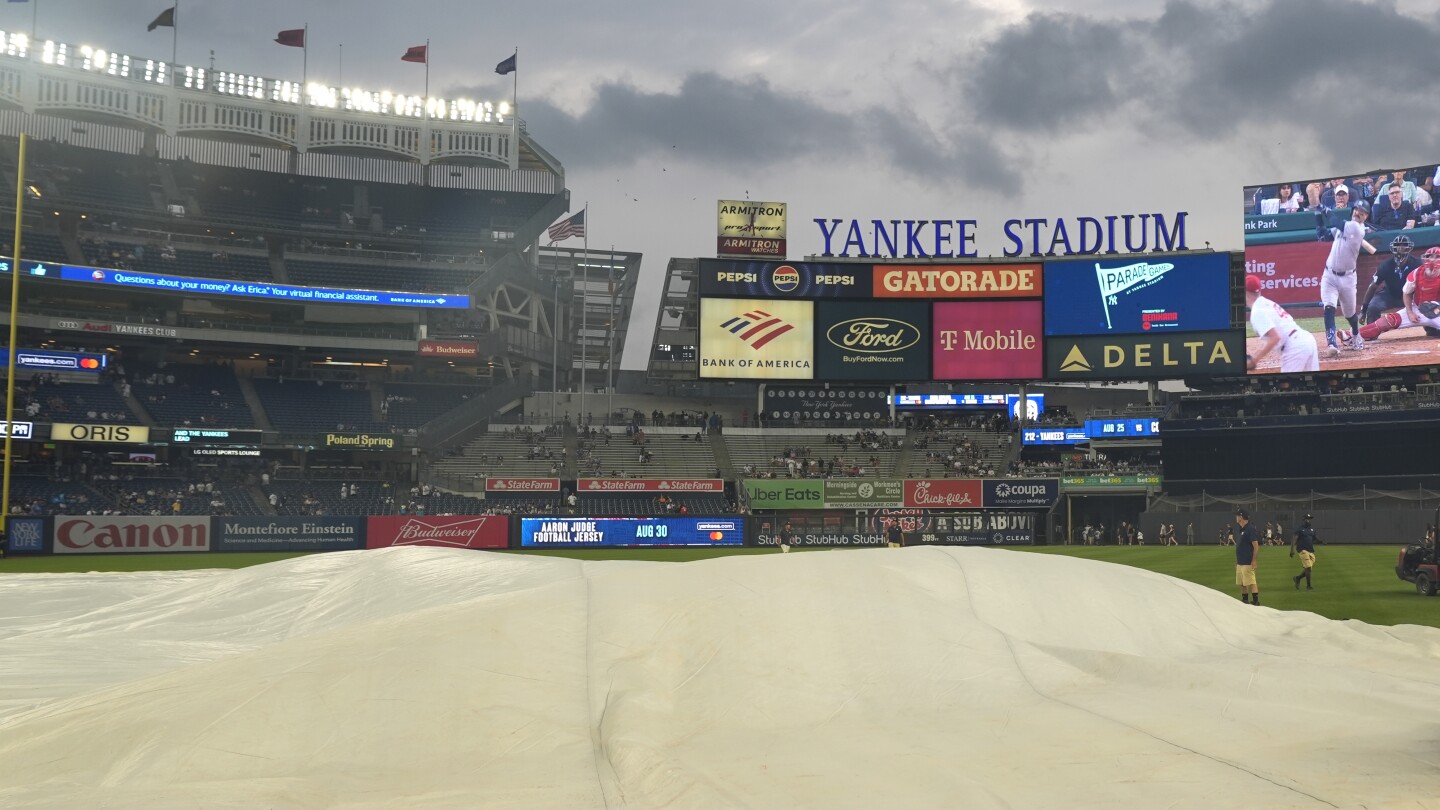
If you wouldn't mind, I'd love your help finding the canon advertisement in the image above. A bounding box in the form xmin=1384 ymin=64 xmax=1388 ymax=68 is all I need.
xmin=814 ymin=300 xmax=930 ymax=380
xmin=215 ymin=517 xmax=366 ymax=552
xmin=1243 ymin=163 xmax=1440 ymax=374
xmin=366 ymin=515 xmax=510 ymax=549
xmin=698 ymin=259 xmax=869 ymax=299
xmin=519 ymin=517 xmax=745 ymax=547
xmin=1043 ymin=253 xmax=1233 ymax=336
xmin=931 ymin=301 xmax=1044 ymax=380
xmin=53 ymin=516 xmax=210 ymax=553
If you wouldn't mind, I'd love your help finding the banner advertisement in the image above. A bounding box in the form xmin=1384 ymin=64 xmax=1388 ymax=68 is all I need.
xmin=1045 ymin=330 xmax=1244 ymax=380
xmin=54 ymin=516 xmax=210 ymax=553
xmin=0 ymin=421 xmax=33 ymax=439
xmin=4 ymin=517 xmax=47 ymax=553
xmin=823 ymin=479 xmax=903 ymax=508
xmin=520 ymin=517 xmax=745 ymax=547
xmin=215 ymin=516 xmax=366 ymax=552
xmin=16 ymin=348 xmax=107 ymax=372
xmin=1022 ymin=427 xmax=1089 ymax=445
xmin=814 ymin=300 xmax=930 ymax=380
xmin=1060 ymin=474 xmax=1162 ymax=490
xmin=366 ymin=515 xmax=510 ymax=549
xmin=903 ymin=479 xmax=982 ymax=509
xmin=169 ymin=428 xmax=264 ymax=445
xmin=323 ymin=433 xmax=398 ymax=450
xmin=53 ymin=263 xmax=469 ymax=308
xmin=418 ymin=340 xmax=480 ymax=358
xmin=761 ymin=387 xmax=889 ymax=423
xmin=485 ymin=478 xmax=561 ymax=492
xmin=871 ymin=264 xmax=1041 ymax=298
xmin=1241 ymin=241 xmax=1332 ymax=308
xmin=698 ymin=260 xmax=868 ymax=298
xmin=983 ymin=479 xmax=1059 ymax=508
xmin=932 ymin=301 xmax=1043 ymax=380
xmin=743 ymin=479 xmax=825 ymax=509
xmin=886 ymin=510 xmax=1036 ymax=545
xmin=49 ymin=317 xmax=180 ymax=338
xmin=717 ymin=200 xmax=788 ymax=258
xmin=699 ymin=297 xmax=814 ymax=379
xmin=1043 ymin=253 xmax=1232 ymax=336
xmin=50 ymin=423 xmax=151 ymax=444
xmin=1084 ymin=418 xmax=1160 ymax=438
xmin=578 ymin=478 xmax=724 ymax=493
xmin=747 ymin=511 xmax=888 ymax=547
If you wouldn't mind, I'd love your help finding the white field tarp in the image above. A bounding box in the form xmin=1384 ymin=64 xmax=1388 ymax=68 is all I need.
xmin=0 ymin=546 xmax=1438 ymax=808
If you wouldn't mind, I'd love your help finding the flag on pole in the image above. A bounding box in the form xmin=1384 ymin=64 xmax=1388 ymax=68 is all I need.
xmin=147 ymin=6 xmax=175 ymax=31
xmin=547 ymin=210 xmax=585 ymax=243
xmin=495 ymin=53 xmax=516 ymax=75
xmin=275 ymin=28 xmax=305 ymax=47
xmin=401 ymin=44 xmax=427 ymax=63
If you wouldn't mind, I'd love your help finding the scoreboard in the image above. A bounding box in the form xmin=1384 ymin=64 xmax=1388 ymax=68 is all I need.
xmin=519 ymin=517 xmax=745 ymax=547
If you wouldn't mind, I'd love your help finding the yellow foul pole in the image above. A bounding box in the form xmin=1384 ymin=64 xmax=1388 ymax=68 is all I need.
xmin=3 ymin=132 xmax=28 ymax=536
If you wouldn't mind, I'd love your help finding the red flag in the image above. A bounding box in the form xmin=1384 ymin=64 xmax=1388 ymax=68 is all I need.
xmin=275 ymin=29 xmax=305 ymax=48
xmin=401 ymin=45 xmax=427 ymax=64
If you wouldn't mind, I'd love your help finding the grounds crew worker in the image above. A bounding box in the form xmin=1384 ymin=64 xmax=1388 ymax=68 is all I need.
xmin=1235 ymin=509 xmax=1261 ymax=605
xmin=1292 ymin=514 xmax=1320 ymax=590
xmin=886 ymin=520 xmax=904 ymax=548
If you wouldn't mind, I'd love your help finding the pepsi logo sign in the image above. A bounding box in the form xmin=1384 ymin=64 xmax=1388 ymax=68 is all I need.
xmin=771 ymin=265 xmax=800 ymax=292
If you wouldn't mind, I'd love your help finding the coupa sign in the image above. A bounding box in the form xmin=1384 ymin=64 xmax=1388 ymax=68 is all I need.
xmin=983 ymin=479 xmax=1058 ymax=508
xmin=54 ymin=516 xmax=210 ymax=553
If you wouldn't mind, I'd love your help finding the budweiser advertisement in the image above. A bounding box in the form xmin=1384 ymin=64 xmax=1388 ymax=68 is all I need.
xmin=366 ymin=516 xmax=510 ymax=549
xmin=419 ymin=339 xmax=480 ymax=358
xmin=484 ymin=478 xmax=561 ymax=492
xmin=932 ymin=301 xmax=1043 ymax=380
xmin=578 ymin=478 xmax=725 ymax=493
xmin=903 ymin=479 xmax=982 ymax=509
xmin=54 ymin=516 xmax=211 ymax=553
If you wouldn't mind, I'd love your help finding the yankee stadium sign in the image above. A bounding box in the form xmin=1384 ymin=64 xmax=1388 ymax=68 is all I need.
xmin=813 ymin=212 xmax=1189 ymax=258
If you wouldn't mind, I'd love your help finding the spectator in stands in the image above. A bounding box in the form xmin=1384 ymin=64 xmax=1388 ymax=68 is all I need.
xmin=1372 ymin=185 xmax=1416 ymax=230
xmin=1379 ymin=169 xmax=1418 ymax=204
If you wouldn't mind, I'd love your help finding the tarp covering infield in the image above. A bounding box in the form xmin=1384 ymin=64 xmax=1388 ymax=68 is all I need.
xmin=0 ymin=547 xmax=1437 ymax=808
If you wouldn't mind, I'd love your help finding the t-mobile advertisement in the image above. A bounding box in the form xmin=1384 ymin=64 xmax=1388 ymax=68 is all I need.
xmin=931 ymin=301 xmax=1043 ymax=380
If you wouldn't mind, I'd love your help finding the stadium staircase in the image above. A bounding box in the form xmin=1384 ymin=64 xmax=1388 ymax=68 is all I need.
xmin=892 ymin=432 xmax=916 ymax=477
xmin=118 ymin=383 xmax=156 ymax=428
xmin=417 ymin=376 xmax=536 ymax=452
xmin=236 ymin=377 xmax=276 ymax=432
xmin=708 ymin=431 xmax=737 ymax=481
xmin=563 ymin=424 xmax=579 ymax=479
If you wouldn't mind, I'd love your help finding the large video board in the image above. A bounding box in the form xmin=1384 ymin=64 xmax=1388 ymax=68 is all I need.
xmin=1043 ymin=253 xmax=1232 ymax=336
xmin=1243 ymin=163 xmax=1440 ymax=374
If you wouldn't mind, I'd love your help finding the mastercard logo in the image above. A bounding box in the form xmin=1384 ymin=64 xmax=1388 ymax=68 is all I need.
xmin=79 ymin=358 xmax=100 ymax=369
xmin=771 ymin=265 xmax=800 ymax=292
xmin=709 ymin=531 xmax=725 ymax=541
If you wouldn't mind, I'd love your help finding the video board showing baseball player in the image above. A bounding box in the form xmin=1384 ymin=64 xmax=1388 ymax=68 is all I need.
xmin=1242 ymin=162 xmax=1440 ymax=374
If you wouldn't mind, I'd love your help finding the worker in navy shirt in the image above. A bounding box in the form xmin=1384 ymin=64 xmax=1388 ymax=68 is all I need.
xmin=1291 ymin=514 xmax=1320 ymax=590
xmin=1234 ymin=509 xmax=1261 ymax=605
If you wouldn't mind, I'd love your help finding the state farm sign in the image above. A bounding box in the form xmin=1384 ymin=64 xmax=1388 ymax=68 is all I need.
xmin=419 ymin=340 xmax=479 ymax=358
xmin=54 ymin=516 xmax=210 ymax=553
xmin=485 ymin=478 xmax=561 ymax=492
xmin=366 ymin=515 xmax=510 ymax=549
xmin=579 ymin=478 xmax=724 ymax=493
xmin=903 ymin=479 xmax=982 ymax=509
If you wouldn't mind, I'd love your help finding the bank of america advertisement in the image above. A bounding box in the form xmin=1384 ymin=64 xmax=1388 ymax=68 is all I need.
xmin=1043 ymin=253 xmax=1232 ymax=336
xmin=717 ymin=199 xmax=787 ymax=258
xmin=699 ymin=298 xmax=814 ymax=379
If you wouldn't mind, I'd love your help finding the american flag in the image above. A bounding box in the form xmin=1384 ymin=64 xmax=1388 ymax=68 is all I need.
xmin=548 ymin=210 xmax=585 ymax=243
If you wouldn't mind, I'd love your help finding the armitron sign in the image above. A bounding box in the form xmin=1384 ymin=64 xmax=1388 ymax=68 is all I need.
xmin=50 ymin=423 xmax=151 ymax=444
xmin=54 ymin=516 xmax=210 ymax=553
xmin=717 ymin=199 xmax=787 ymax=258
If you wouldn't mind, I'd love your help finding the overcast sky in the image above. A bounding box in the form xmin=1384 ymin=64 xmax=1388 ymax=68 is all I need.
xmin=24 ymin=0 xmax=1440 ymax=370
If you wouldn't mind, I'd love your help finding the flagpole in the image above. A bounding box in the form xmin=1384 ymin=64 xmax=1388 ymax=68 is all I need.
xmin=338 ymin=43 xmax=343 ymax=86
xmin=510 ymin=47 xmax=518 ymax=170
xmin=3 ymin=133 xmax=28 ymax=528
xmin=579 ymin=203 xmax=588 ymax=425
xmin=301 ymin=24 xmax=308 ymax=90
xmin=423 ymin=38 xmax=430 ymax=100
xmin=171 ymin=0 xmax=179 ymax=68
xmin=607 ymin=244 xmax=615 ymax=425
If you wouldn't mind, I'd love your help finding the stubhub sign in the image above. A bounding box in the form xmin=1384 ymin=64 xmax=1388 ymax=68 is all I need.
xmin=41 ymin=263 xmax=469 ymax=309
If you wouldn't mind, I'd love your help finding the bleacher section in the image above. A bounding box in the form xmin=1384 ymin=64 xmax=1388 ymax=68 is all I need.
xmin=269 ymin=479 xmax=395 ymax=516
xmin=429 ymin=425 xmax=567 ymax=483
xmin=577 ymin=427 xmax=719 ymax=478
xmin=32 ymin=142 xmax=156 ymax=211
xmin=132 ymin=364 xmax=256 ymax=428
xmin=578 ymin=493 xmax=730 ymax=516
xmin=0 ymin=229 xmax=70 ymax=265
xmin=16 ymin=381 xmax=134 ymax=424
xmin=383 ymin=383 xmax=475 ymax=430
xmin=903 ymin=429 xmax=1012 ymax=478
xmin=475 ymin=492 xmax=559 ymax=515
xmin=252 ymin=378 xmax=384 ymax=434
xmin=94 ymin=477 xmax=265 ymax=516
xmin=725 ymin=428 xmax=904 ymax=478
xmin=7 ymin=475 xmax=108 ymax=515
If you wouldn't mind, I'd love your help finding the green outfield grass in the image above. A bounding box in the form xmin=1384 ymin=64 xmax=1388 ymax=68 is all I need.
xmin=3 ymin=545 xmax=1434 ymax=629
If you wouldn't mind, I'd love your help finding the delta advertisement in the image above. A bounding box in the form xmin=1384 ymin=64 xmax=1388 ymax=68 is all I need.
xmin=366 ymin=515 xmax=510 ymax=549
xmin=1045 ymin=330 xmax=1245 ymax=380
xmin=519 ymin=517 xmax=745 ymax=547
xmin=1043 ymin=253 xmax=1233 ymax=336
xmin=214 ymin=517 xmax=366 ymax=552
xmin=814 ymin=301 xmax=930 ymax=380
xmin=1242 ymin=163 xmax=1440 ymax=374
xmin=698 ymin=259 xmax=867 ymax=298
xmin=931 ymin=301 xmax=1043 ymax=380
xmin=699 ymin=297 xmax=815 ymax=380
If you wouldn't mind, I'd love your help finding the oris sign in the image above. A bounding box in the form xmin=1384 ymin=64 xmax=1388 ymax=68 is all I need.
xmin=54 ymin=516 xmax=210 ymax=553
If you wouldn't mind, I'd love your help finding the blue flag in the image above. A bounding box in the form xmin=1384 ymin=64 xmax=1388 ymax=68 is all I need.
xmin=495 ymin=53 xmax=516 ymax=75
